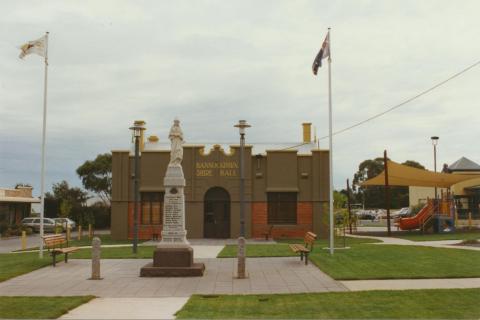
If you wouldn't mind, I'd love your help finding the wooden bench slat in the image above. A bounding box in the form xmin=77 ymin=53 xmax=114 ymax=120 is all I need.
xmin=42 ymin=234 xmax=77 ymax=267
xmin=289 ymin=231 xmax=317 ymax=265
xmin=53 ymin=247 xmax=79 ymax=254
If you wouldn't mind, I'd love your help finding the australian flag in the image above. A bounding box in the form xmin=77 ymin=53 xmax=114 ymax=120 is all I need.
xmin=312 ymin=32 xmax=330 ymax=75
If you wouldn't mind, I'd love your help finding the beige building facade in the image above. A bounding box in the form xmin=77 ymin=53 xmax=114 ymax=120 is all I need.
xmin=111 ymin=123 xmax=331 ymax=240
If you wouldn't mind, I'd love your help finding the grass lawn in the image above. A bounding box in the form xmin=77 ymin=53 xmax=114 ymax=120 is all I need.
xmin=0 ymin=296 xmax=94 ymax=319
xmin=218 ymin=237 xmax=480 ymax=280
xmin=218 ymin=237 xmax=380 ymax=257
xmin=309 ymin=244 xmax=480 ymax=280
xmin=71 ymin=245 xmax=156 ymax=259
xmin=0 ymin=252 xmax=63 ymax=282
xmin=218 ymin=244 xmax=295 ymax=257
xmin=176 ymin=288 xmax=480 ymax=319
xmin=394 ymin=231 xmax=480 ymax=242
xmin=13 ymin=234 xmax=133 ymax=252
xmin=67 ymin=234 xmax=133 ymax=246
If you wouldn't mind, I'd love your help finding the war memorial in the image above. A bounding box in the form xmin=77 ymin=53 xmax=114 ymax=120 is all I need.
xmin=140 ymin=119 xmax=205 ymax=277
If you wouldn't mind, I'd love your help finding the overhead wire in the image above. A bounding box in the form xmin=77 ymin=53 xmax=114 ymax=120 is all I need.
xmin=317 ymin=59 xmax=480 ymax=140
xmin=144 ymin=60 xmax=480 ymax=147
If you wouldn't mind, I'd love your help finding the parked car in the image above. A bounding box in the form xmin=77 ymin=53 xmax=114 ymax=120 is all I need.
xmin=21 ymin=217 xmax=58 ymax=233
xmin=53 ymin=218 xmax=76 ymax=230
xmin=391 ymin=207 xmax=411 ymax=218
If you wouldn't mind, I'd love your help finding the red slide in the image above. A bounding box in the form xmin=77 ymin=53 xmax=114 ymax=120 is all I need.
xmin=398 ymin=203 xmax=434 ymax=230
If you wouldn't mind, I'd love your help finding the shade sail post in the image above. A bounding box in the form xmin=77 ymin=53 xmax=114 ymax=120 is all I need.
xmin=347 ymin=178 xmax=353 ymax=234
xmin=384 ymin=150 xmax=391 ymax=236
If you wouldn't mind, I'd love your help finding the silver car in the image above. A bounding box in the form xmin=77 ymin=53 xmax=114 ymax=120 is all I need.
xmin=53 ymin=218 xmax=76 ymax=230
xmin=21 ymin=217 xmax=57 ymax=233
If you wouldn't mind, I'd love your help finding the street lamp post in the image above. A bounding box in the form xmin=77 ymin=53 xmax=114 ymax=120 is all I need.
xmin=235 ymin=120 xmax=251 ymax=237
xmin=234 ymin=120 xmax=250 ymax=279
xmin=431 ymin=136 xmax=439 ymax=202
xmin=130 ymin=121 xmax=146 ymax=254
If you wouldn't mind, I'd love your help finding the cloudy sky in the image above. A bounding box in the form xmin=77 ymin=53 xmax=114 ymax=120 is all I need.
xmin=1 ymin=0 xmax=479 ymax=196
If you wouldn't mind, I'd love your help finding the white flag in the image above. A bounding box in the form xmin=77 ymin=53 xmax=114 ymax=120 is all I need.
xmin=19 ymin=35 xmax=46 ymax=59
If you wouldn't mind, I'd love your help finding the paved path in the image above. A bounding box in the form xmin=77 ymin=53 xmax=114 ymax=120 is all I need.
xmin=342 ymin=278 xmax=480 ymax=291
xmin=60 ymin=298 xmax=189 ymax=319
xmin=348 ymin=233 xmax=480 ymax=251
xmin=0 ymin=257 xmax=346 ymax=297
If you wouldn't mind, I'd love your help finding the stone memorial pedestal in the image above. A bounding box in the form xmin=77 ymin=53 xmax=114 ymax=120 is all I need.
xmin=141 ymin=164 xmax=205 ymax=277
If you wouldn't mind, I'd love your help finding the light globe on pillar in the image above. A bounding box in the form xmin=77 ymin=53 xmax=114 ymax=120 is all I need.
xmin=234 ymin=120 xmax=250 ymax=279
xmin=431 ymin=136 xmax=439 ymax=203
xmin=130 ymin=120 xmax=146 ymax=254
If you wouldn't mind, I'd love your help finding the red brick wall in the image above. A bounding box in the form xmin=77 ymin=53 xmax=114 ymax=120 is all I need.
xmin=127 ymin=202 xmax=163 ymax=240
xmin=128 ymin=201 xmax=313 ymax=239
xmin=251 ymin=201 xmax=313 ymax=239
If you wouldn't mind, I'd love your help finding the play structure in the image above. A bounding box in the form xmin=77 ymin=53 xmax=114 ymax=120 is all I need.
xmin=397 ymin=197 xmax=454 ymax=232
xmin=362 ymin=156 xmax=479 ymax=233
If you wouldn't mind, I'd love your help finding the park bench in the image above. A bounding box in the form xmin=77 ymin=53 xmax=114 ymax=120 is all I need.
xmin=42 ymin=234 xmax=79 ymax=267
xmin=289 ymin=231 xmax=317 ymax=265
xmin=262 ymin=225 xmax=274 ymax=241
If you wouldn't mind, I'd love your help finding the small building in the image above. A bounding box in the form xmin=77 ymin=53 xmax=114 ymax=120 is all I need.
xmin=111 ymin=122 xmax=330 ymax=240
xmin=0 ymin=186 xmax=40 ymax=227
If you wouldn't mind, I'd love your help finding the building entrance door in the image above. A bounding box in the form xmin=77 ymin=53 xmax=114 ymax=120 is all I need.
xmin=204 ymin=187 xmax=230 ymax=238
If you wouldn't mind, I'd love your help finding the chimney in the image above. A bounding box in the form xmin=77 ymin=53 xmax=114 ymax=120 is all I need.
xmin=302 ymin=123 xmax=312 ymax=143
xmin=134 ymin=120 xmax=146 ymax=151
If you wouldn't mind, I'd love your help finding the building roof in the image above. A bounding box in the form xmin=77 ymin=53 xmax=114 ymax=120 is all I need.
xmin=448 ymin=157 xmax=480 ymax=172
xmin=0 ymin=196 xmax=40 ymax=203
xmin=141 ymin=141 xmax=320 ymax=155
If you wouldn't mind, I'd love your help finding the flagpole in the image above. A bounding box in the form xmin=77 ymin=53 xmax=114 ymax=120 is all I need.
xmin=327 ymin=28 xmax=334 ymax=255
xmin=39 ymin=31 xmax=49 ymax=258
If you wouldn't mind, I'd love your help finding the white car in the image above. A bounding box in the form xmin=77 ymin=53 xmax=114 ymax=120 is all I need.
xmin=21 ymin=217 xmax=57 ymax=233
xmin=53 ymin=218 xmax=76 ymax=230
xmin=394 ymin=207 xmax=411 ymax=218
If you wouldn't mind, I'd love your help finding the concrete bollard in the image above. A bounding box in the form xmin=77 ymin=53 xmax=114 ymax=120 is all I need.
xmin=78 ymin=225 xmax=82 ymax=240
xmin=88 ymin=224 xmax=93 ymax=239
xmin=21 ymin=231 xmax=26 ymax=250
xmin=237 ymin=237 xmax=246 ymax=279
xmin=67 ymin=226 xmax=71 ymax=242
xmin=90 ymin=236 xmax=102 ymax=280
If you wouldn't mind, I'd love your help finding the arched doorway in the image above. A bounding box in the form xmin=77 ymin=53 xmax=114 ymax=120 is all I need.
xmin=204 ymin=187 xmax=230 ymax=238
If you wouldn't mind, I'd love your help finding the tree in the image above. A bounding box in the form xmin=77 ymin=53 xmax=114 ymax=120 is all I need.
xmin=352 ymin=157 xmax=386 ymax=208
xmin=76 ymin=153 xmax=112 ymax=206
xmin=46 ymin=181 xmax=88 ymax=223
xmin=15 ymin=183 xmax=32 ymax=188
xmin=402 ymin=160 xmax=425 ymax=170
xmin=334 ymin=190 xmax=348 ymax=209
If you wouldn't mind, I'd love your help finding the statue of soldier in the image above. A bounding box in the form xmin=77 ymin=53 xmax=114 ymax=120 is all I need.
xmin=169 ymin=118 xmax=184 ymax=166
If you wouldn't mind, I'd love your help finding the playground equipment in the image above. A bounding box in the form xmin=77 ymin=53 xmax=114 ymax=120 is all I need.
xmin=362 ymin=157 xmax=479 ymax=234
xmin=398 ymin=194 xmax=455 ymax=232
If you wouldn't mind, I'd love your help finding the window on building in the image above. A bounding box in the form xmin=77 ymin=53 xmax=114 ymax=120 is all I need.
xmin=141 ymin=192 xmax=164 ymax=225
xmin=267 ymin=192 xmax=297 ymax=224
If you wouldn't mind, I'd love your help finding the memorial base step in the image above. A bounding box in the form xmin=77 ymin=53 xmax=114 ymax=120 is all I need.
xmin=140 ymin=262 xmax=205 ymax=277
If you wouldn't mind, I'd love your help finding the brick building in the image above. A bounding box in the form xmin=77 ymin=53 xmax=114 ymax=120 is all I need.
xmin=111 ymin=122 xmax=330 ymax=240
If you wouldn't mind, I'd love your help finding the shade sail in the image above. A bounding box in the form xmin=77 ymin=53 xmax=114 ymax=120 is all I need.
xmin=361 ymin=160 xmax=480 ymax=188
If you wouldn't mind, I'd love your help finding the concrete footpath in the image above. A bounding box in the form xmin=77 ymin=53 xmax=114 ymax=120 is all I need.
xmin=347 ymin=233 xmax=480 ymax=251
xmin=342 ymin=277 xmax=480 ymax=291
xmin=60 ymin=298 xmax=189 ymax=320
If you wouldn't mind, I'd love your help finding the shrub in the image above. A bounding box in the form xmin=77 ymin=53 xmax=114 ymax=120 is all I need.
xmin=54 ymin=225 xmax=64 ymax=234
xmin=22 ymin=227 xmax=33 ymax=235
xmin=0 ymin=222 xmax=8 ymax=236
